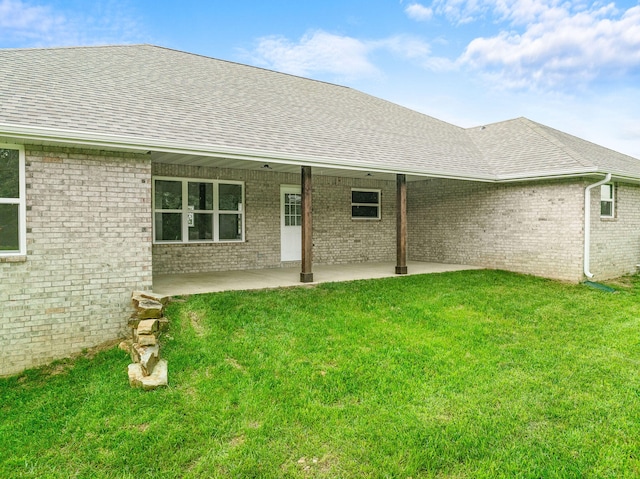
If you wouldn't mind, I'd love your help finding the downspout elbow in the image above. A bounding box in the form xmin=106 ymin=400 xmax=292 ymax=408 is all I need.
xmin=584 ymin=173 xmax=612 ymax=279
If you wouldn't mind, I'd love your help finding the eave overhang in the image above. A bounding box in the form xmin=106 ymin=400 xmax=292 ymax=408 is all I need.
xmin=2 ymin=122 xmax=639 ymax=184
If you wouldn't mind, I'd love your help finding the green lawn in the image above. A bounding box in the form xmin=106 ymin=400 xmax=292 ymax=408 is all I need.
xmin=1 ymin=270 xmax=640 ymax=478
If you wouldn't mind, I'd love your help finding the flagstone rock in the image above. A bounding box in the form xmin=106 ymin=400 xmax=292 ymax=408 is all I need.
xmin=128 ymin=360 xmax=168 ymax=390
xmin=137 ymin=333 xmax=157 ymax=346
xmin=132 ymin=291 xmax=170 ymax=307
xmin=137 ymin=319 xmax=159 ymax=335
xmin=131 ymin=317 xmax=169 ymax=331
xmin=139 ymin=345 xmax=160 ymax=376
xmin=130 ymin=342 xmax=144 ymax=363
xmin=127 ymin=290 xmax=170 ymax=390
xmin=135 ymin=299 xmax=164 ymax=319
xmin=130 ymin=342 xmax=159 ymax=366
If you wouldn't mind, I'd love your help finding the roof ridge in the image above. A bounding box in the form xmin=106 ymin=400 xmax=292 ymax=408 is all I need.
xmin=146 ymin=44 xmax=355 ymax=90
xmin=0 ymin=43 xmax=356 ymax=89
xmin=525 ymin=117 xmax=640 ymax=163
xmin=464 ymin=117 xmax=531 ymax=177
xmin=463 ymin=126 xmax=495 ymax=175
xmin=517 ymin=117 xmax=597 ymax=169
xmin=0 ymin=43 xmax=148 ymax=53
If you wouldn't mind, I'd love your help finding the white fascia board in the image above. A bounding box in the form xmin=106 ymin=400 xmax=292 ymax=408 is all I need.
xmin=493 ymin=168 xmax=600 ymax=182
xmin=6 ymin=122 xmax=639 ymax=183
xmin=0 ymin=122 xmax=498 ymax=181
xmin=495 ymin=168 xmax=640 ymax=184
xmin=599 ymin=172 xmax=640 ymax=184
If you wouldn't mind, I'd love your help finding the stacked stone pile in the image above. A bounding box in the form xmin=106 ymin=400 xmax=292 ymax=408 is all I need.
xmin=127 ymin=291 xmax=170 ymax=390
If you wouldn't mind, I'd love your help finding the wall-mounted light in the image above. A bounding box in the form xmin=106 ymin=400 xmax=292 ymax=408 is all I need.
xmin=262 ymin=164 xmax=272 ymax=170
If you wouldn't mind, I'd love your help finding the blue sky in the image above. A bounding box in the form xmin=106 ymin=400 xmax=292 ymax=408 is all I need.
xmin=2 ymin=0 xmax=640 ymax=158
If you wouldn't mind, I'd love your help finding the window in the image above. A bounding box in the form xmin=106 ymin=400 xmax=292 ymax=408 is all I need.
xmin=153 ymin=177 xmax=244 ymax=243
xmin=351 ymin=189 xmax=380 ymax=219
xmin=0 ymin=145 xmax=25 ymax=256
xmin=600 ymin=183 xmax=614 ymax=218
xmin=284 ymin=192 xmax=302 ymax=226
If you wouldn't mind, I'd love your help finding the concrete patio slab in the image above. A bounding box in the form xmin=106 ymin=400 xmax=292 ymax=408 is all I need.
xmin=152 ymin=261 xmax=482 ymax=296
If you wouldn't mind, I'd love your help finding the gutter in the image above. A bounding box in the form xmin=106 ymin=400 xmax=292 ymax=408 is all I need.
xmin=583 ymin=173 xmax=611 ymax=278
xmin=0 ymin=122 xmax=496 ymax=182
xmin=1 ymin=123 xmax=638 ymax=185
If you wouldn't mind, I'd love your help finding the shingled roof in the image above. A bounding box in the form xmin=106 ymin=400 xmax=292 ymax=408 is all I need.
xmin=1 ymin=44 xmax=639 ymax=182
xmin=467 ymin=117 xmax=640 ymax=181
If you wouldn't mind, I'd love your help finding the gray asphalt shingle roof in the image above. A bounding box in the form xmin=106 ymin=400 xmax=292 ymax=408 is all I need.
xmin=1 ymin=44 xmax=639 ymax=181
xmin=467 ymin=118 xmax=640 ymax=180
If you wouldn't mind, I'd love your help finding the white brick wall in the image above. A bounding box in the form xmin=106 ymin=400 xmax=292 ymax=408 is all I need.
xmin=313 ymin=175 xmax=396 ymax=265
xmin=6 ymin=148 xmax=638 ymax=376
xmin=152 ymin=163 xmax=396 ymax=274
xmin=408 ymin=178 xmax=586 ymax=281
xmin=0 ymin=146 xmax=152 ymax=376
xmin=590 ymin=182 xmax=640 ymax=279
xmin=154 ymin=166 xmax=640 ymax=282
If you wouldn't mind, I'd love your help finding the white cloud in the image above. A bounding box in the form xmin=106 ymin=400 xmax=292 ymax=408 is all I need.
xmin=0 ymin=0 xmax=146 ymax=47
xmin=416 ymin=1 xmax=640 ymax=90
xmin=0 ymin=0 xmax=65 ymax=42
xmin=251 ymin=30 xmax=435 ymax=80
xmin=405 ymin=3 xmax=434 ymax=21
xmin=459 ymin=3 xmax=640 ymax=90
xmin=431 ymin=0 xmax=566 ymax=25
xmin=373 ymin=34 xmax=431 ymax=59
xmin=252 ymin=30 xmax=378 ymax=79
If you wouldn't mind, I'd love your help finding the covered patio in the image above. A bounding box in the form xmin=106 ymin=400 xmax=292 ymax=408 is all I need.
xmin=152 ymin=261 xmax=481 ymax=296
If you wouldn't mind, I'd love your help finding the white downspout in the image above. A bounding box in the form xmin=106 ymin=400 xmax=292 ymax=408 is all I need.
xmin=584 ymin=173 xmax=611 ymax=278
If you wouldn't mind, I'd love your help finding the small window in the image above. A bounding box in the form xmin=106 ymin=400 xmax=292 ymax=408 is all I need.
xmin=153 ymin=177 xmax=244 ymax=243
xmin=0 ymin=145 xmax=25 ymax=256
xmin=284 ymin=193 xmax=302 ymax=226
xmin=351 ymin=189 xmax=380 ymax=219
xmin=600 ymin=184 xmax=614 ymax=218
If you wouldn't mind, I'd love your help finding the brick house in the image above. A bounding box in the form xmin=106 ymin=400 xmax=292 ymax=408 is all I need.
xmin=1 ymin=45 xmax=640 ymax=376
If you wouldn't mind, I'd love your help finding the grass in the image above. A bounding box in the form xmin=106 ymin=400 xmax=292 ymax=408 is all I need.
xmin=1 ymin=269 xmax=640 ymax=478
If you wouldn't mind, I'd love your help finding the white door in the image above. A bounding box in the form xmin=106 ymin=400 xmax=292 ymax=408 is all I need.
xmin=281 ymin=185 xmax=301 ymax=261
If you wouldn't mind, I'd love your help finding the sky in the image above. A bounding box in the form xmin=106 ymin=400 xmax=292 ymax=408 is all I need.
xmin=1 ymin=0 xmax=640 ymax=158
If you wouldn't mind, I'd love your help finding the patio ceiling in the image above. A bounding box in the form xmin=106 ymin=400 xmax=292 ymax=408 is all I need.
xmin=151 ymin=150 xmax=427 ymax=182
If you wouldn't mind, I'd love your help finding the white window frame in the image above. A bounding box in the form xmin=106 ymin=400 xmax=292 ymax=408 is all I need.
xmin=0 ymin=143 xmax=26 ymax=256
xmin=153 ymin=176 xmax=245 ymax=244
xmin=351 ymin=188 xmax=381 ymax=220
xmin=600 ymin=183 xmax=615 ymax=218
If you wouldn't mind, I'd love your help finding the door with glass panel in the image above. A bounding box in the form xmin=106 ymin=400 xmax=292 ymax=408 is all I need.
xmin=280 ymin=185 xmax=301 ymax=261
